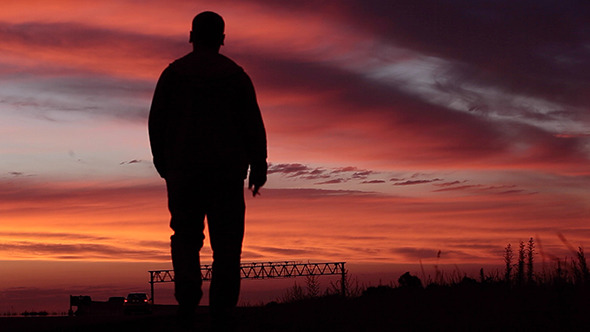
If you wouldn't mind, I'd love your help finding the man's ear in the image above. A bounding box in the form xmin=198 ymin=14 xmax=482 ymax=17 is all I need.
xmin=189 ymin=31 xmax=194 ymax=43
xmin=221 ymin=34 xmax=225 ymax=46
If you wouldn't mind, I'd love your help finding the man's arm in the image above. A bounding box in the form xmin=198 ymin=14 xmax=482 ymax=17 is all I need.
xmin=148 ymin=67 xmax=173 ymax=178
xmin=241 ymin=74 xmax=267 ymax=196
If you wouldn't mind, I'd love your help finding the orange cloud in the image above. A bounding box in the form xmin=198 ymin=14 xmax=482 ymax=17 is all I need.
xmin=1 ymin=177 xmax=587 ymax=265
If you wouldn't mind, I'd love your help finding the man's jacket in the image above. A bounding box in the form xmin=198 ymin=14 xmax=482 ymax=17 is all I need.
xmin=148 ymin=51 xmax=267 ymax=180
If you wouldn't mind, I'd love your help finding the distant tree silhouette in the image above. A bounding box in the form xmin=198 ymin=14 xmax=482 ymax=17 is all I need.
xmin=305 ymin=275 xmax=321 ymax=298
xmin=517 ymin=241 xmax=526 ymax=286
xmin=398 ymin=272 xmax=423 ymax=289
xmin=526 ymin=237 xmax=535 ymax=285
xmin=504 ymin=243 xmax=513 ymax=284
xmin=574 ymin=247 xmax=590 ymax=285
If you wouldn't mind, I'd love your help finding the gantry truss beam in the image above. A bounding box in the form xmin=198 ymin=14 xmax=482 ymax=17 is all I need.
xmin=149 ymin=261 xmax=346 ymax=303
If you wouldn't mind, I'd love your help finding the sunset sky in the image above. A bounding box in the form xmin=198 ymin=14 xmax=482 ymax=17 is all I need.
xmin=1 ymin=0 xmax=589 ymax=311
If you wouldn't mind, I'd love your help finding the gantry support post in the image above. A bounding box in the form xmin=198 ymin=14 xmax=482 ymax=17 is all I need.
xmin=149 ymin=271 xmax=155 ymax=304
xmin=341 ymin=263 xmax=347 ymax=297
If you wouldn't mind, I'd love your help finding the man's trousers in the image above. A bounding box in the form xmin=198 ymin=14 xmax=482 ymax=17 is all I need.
xmin=166 ymin=177 xmax=245 ymax=314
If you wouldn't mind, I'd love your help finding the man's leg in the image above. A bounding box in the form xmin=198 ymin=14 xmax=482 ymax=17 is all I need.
xmin=207 ymin=180 xmax=245 ymax=318
xmin=166 ymin=178 xmax=206 ymax=311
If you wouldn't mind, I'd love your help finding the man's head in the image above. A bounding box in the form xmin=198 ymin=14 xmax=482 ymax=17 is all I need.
xmin=190 ymin=11 xmax=225 ymax=49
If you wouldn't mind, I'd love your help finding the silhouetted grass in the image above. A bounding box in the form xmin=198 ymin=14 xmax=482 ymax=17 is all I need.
xmin=274 ymin=239 xmax=590 ymax=331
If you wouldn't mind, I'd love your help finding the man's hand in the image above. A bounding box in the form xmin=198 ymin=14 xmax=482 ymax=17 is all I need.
xmin=248 ymin=161 xmax=267 ymax=197
xmin=248 ymin=182 xmax=262 ymax=196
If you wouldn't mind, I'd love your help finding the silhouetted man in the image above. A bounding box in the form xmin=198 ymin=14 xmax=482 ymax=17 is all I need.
xmin=148 ymin=11 xmax=267 ymax=328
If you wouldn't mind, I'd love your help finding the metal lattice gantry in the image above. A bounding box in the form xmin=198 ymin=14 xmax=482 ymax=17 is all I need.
xmin=148 ymin=261 xmax=346 ymax=304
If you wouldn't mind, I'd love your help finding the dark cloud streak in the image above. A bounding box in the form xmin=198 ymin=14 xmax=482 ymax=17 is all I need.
xmin=394 ymin=178 xmax=441 ymax=186
xmin=268 ymin=163 xmax=380 ymax=184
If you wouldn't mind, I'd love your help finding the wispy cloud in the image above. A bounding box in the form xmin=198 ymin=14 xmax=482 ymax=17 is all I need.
xmin=268 ymin=163 xmax=378 ymax=184
xmin=361 ymin=180 xmax=385 ymax=184
xmin=267 ymin=163 xmax=329 ymax=180
xmin=315 ymin=178 xmax=347 ymax=185
xmin=431 ymin=182 xmax=533 ymax=196
xmin=119 ymin=159 xmax=147 ymax=165
xmin=391 ymin=247 xmax=481 ymax=262
xmin=0 ymin=241 xmax=169 ymax=261
xmin=0 ymin=21 xmax=180 ymax=79
xmin=0 ymin=231 xmax=111 ymax=242
xmin=393 ymin=179 xmax=442 ymax=186
xmin=248 ymin=246 xmax=316 ymax=257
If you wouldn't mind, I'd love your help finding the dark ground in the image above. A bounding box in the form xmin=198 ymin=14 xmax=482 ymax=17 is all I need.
xmin=3 ymin=284 xmax=590 ymax=331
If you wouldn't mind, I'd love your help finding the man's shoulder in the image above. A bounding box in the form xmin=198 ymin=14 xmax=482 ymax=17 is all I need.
xmin=166 ymin=53 xmax=193 ymax=71
xmin=169 ymin=52 xmax=243 ymax=70
xmin=166 ymin=52 xmax=247 ymax=80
